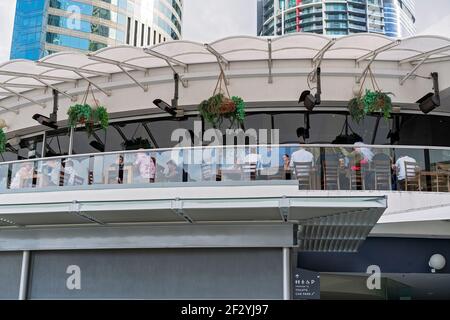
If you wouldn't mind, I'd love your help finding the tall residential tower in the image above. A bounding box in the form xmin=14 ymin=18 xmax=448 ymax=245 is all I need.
xmin=258 ymin=0 xmax=415 ymax=37
xmin=10 ymin=0 xmax=183 ymax=60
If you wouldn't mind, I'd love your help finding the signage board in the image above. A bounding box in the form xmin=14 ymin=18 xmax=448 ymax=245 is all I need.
xmin=292 ymin=268 xmax=320 ymax=300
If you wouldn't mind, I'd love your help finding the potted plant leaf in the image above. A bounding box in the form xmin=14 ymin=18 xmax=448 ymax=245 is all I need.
xmin=0 ymin=128 xmax=6 ymax=154
xmin=348 ymin=95 xmax=365 ymax=123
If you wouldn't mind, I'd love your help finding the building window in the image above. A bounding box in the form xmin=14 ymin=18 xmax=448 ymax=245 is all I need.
xmin=134 ymin=20 xmax=138 ymax=46
xmin=141 ymin=23 xmax=145 ymax=46
xmin=147 ymin=27 xmax=151 ymax=46
xmin=126 ymin=17 xmax=131 ymax=44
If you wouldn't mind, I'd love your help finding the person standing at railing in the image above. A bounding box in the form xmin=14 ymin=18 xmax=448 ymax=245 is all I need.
xmin=134 ymin=149 xmax=156 ymax=183
xmin=117 ymin=155 xmax=124 ymax=184
xmin=164 ymin=160 xmax=181 ymax=182
xmin=282 ymin=154 xmax=292 ymax=180
xmin=9 ymin=162 xmax=34 ymax=189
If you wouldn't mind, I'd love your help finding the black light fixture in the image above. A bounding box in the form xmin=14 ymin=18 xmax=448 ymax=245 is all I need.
xmin=299 ymin=67 xmax=321 ymax=111
xmin=32 ymin=89 xmax=59 ymax=129
xmin=153 ymin=73 xmax=184 ymax=118
xmin=417 ymin=72 xmax=440 ymax=114
xmin=153 ymin=98 xmax=177 ymax=116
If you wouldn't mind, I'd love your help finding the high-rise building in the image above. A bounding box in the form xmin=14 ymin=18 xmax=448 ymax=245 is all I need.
xmin=258 ymin=0 xmax=415 ymax=37
xmin=10 ymin=0 xmax=183 ymax=60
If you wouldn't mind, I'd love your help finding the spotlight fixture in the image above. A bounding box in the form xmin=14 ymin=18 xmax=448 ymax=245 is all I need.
xmin=32 ymin=89 xmax=59 ymax=129
xmin=299 ymin=67 xmax=321 ymax=111
xmin=32 ymin=114 xmax=58 ymax=129
xmin=153 ymin=99 xmax=177 ymax=117
xmin=153 ymin=73 xmax=184 ymax=118
xmin=417 ymin=72 xmax=440 ymax=114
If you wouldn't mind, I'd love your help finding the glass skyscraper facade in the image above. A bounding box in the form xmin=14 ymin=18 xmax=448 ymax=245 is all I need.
xmin=257 ymin=0 xmax=415 ymax=37
xmin=10 ymin=0 xmax=183 ymax=60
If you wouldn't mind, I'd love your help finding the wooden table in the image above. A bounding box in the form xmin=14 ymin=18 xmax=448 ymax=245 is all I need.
xmin=218 ymin=168 xmax=244 ymax=181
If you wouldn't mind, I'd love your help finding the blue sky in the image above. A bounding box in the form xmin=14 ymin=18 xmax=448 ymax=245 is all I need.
xmin=0 ymin=0 xmax=449 ymax=62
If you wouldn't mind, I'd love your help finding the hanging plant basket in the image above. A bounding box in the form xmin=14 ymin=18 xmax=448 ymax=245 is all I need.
xmin=0 ymin=128 xmax=6 ymax=154
xmin=198 ymin=70 xmax=246 ymax=128
xmin=67 ymin=85 xmax=109 ymax=136
xmin=67 ymin=104 xmax=109 ymax=135
xmin=348 ymin=68 xmax=393 ymax=123
xmin=199 ymin=94 xmax=246 ymax=128
xmin=362 ymin=89 xmax=393 ymax=120
xmin=348 ymin=95 xmax=365 ymax=124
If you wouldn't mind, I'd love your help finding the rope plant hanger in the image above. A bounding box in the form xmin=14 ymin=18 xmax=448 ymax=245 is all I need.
xmin=348 ymin=66 xmax=393 ymax=123
xmin=198 ymin=68 xmax=245 ymax=129
xmin=67 ymin=83 xmax=109 ymax=136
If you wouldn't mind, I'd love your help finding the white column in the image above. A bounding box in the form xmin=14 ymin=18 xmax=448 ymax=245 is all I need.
xmin=274 ymin=0 xmax=279 ymax=36
xmin=282 ymin=247 xmax=291 ymax=300
xmin=18 ymin=250 xmax=30 ymax=300
xmin=68 ymin=126 xmax=74 ymax=155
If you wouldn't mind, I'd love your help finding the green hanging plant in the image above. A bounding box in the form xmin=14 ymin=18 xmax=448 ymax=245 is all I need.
xmin=0 ymin=128 xmax=6 ymax=154
xmin=232 ymin=96 xmax=246 ymax=124
xmin=93 ymin=106 xmax=109 ymax=130
xmin=348 ymin=67 xmax=394 ymax=123
xmin=199 ymin=93 xmax=224 ymax=127
xmin=198 ymin=70 xmax=246 ymax=128
xmin=348 ymin=95 xmax=365 ymax=124
xmin=198 ymin=94 xmax=246 ymax=128
xmin=67 ymin=104 xmax=109 ymax=136
xmin=362 ymin=89 xmax=393 ymax=121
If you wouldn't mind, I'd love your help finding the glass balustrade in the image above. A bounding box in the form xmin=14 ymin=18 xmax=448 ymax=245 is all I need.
xmin=1 ymin=145 xmax=450 ymax=193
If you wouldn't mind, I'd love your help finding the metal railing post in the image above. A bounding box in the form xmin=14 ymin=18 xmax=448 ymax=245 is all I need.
xmin=18 ymin=250 xmax=30 ymax=300
xmin=282 ymin=247 xmax=291 ymax=300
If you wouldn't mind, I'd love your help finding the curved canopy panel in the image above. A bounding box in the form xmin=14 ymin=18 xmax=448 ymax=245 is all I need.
xmin=209 ymin=36 xmax=269 ymax=61
xmin=377 ymin=35 xmax=450 ymax=62
xmin=150 ymin=40 xmax=215 ymax=65
xmin=90 ymin=46 xmax=167 ymax=69
xmin=325 ymin=34 xmax=395 ymax=60
xmin=40 ymin=51 xmax=122 ymax=74
xmin=272 ymin=33 xmax=331 ymax=59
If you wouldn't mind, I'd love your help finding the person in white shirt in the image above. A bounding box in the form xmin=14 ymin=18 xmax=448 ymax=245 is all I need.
xmin=395 ymin=155 xmax=417 ymax=190
xmin=290 ymin=148 xmax=314 ymax=167
xmin=290 ymin=127 xmax=314 ymax=176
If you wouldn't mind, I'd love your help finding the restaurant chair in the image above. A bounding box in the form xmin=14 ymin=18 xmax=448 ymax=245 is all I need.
xmin=404 ymin=161 xmax=421 ymax=191
xmin=323 ymin=159 xmax=340 ymax=190
xmin=293 ymin=161 xmax=313 ymax=190
xmin=434 ymin=163 xmax=450 ymax=192
xmin=242 ymin=162 xmax=257 ymax=181
xmin=373 ymin=159 xmax=392 ymax=190
xmin=201 ymin=163 xmax=217 ymax=181
xmin=348 ymin=159 xmax=365 ymax=191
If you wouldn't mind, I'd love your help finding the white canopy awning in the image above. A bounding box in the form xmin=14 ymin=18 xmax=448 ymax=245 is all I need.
xmin=0 ymin=33 xmax=449 ymax=106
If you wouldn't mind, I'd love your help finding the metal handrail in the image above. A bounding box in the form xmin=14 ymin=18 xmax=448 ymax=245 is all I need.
xmin=2 ymin=143 xmax=450 ymax=166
